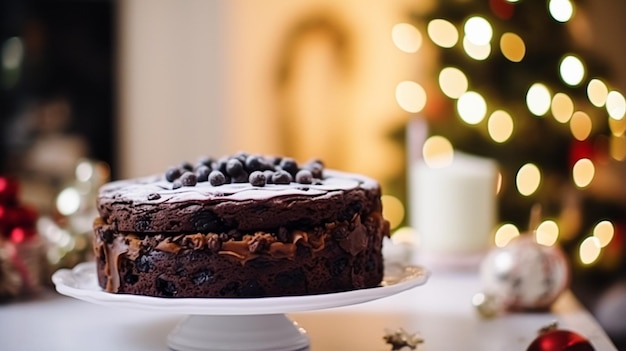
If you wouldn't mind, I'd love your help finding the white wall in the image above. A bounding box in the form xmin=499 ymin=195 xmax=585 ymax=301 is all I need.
xmin=116 ymin=0 xmax=433 ymax=179
xmin=117 ymin=0 xmax=230 ymax=178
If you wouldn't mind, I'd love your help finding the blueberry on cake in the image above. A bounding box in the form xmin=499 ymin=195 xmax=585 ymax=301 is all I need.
xmin=93 ymin=152 xmax=390 ymax=298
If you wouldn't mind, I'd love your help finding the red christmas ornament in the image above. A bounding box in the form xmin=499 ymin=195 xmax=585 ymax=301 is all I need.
xmin=490 ymin=0 xmax=515 ymax=20
xmin=2 ymin=205 xmax=37 ymax=226
xmin=0 ymin=177 xmax=19 ymax=205
xmin=527 ymin=324 xmax=595 ymax=351
xmin=0 ymin=205 xmax=38 ymax=238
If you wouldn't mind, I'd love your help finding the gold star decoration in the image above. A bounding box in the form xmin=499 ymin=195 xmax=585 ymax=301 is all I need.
xmin=538 ymin=321 xmax=559 ymax=334
xmin=383 ymin=328 xmax=424 ymax=350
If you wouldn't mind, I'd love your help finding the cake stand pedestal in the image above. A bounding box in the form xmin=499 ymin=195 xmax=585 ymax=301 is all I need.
xmin=168 ymin=314 xmax=308 ymax=351
xmin=52 ymin=262 xmax=428 ymax=351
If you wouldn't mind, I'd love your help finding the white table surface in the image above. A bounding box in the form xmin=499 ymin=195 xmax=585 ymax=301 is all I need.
xmin=0 ymin=270 xmax=617 ymax=351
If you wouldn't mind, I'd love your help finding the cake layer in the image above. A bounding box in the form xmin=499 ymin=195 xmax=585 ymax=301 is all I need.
xmin=93 ymin=211 xmax=388 ymax=297
xmin=97 ymin=170 xmax=382 ymax=233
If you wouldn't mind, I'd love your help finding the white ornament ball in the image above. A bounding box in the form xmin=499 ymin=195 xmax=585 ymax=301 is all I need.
xmin=480 ymin=234 xmax=570 ymax=310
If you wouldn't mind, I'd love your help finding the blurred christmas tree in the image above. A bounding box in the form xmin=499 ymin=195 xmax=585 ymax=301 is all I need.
xmin=406 ymin=0 xmax=626 ymax=296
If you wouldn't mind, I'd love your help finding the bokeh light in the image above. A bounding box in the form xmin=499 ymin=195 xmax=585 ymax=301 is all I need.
xmin=559 ymin=55 xmax=585 ymax=86
xmin=427 ymin=19 xmax=459 ymax=48
xmin=516 ymin=163 xmax=541 ymax=196
xmin=487 ymin=110 xmax=514 ymax=143
xmin=593 ymin=220 xmax=614 ymax=248
xmin=439 ymin=67 xmax=468 ymax=99
xmin=464 ymin=16 xmax=493 ymax=45
xmin=526 ymin=83 xmax=552 ymax=116
xmin=499 ymin=32 xmax=525 ymax=62
xmin=457 ymin=91 xmax=487 ymax=125
xmin=11 ymin=227 xmax=25 ymax=243
xmin=536 ymin=220 xmax=559 ymax=246
xmin=610 ymin=135 xmax=626 ymax=161
xmin=587 ymin=79 xmax=608 ymax=107
xmin=392 ymin=23 xmax=423 ymax=53
xmin=396 ymin=81 xmax=427 ymax=113
xmin=570 ymin=111 xmax=592 ymax=141
xmin=579 ymin=236 xmax=601 ymax=265
xmin=551 ymin=93 xmax=574 ymax=123
xmin=572 ymin=158 xmax=595 ymax=188
xmin=609 ymin=115 xmax=626 ymax=136
xmin=56 ymin=187 xmax=81 ymax=216
xmin=391 ymin=227 xmax=417 ymax=249
xmin=381 ymin=195 xmax=405 ymax=230
xmin=462 ymin=37 xmax=491 ymax=60
xmin=422 ymin=135 xmax=454 ymax=168
xmin=549 ymin=0 xmax=574 ymax=23
xmin=76 ymin=160 xmax=95 ymax=182
xmin=2 ymin=37 xmax=23 ymax=70
xmin=494 ymin=223 xmax=520 ymax=247
xmin=606 ymin=90 xmax=626 ymax=120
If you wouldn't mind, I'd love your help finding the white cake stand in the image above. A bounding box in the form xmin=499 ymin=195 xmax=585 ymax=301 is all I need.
xmin=52 ymin=261 xmax=428 ymax=351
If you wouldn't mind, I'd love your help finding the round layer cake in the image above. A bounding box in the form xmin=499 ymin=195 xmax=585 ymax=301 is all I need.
xmin=93 ymin=152 xmax=390 ymax=298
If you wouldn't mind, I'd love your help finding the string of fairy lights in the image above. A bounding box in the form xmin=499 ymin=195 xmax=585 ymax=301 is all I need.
xmin=389 ymin=0 xmax=625 ymax=266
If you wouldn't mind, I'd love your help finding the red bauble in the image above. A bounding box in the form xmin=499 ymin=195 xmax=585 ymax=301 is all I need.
xmin=527 ymin=329 xmax=595 ymax=351
xmin=0 ymin=205 xmax=38 ymax=231
xmin=0 ymin=177 xmax=19 ymax=204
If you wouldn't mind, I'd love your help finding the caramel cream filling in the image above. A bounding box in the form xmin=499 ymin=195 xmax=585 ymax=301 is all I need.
xmin=102 ymin=236 xmax=128 ymax=292
xmin=219 ymin=230 xmax=324 ymax=264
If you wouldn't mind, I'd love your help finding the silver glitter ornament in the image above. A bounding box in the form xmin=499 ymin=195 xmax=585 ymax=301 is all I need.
xmin=479 ymin=234 xmax=570 ymax=311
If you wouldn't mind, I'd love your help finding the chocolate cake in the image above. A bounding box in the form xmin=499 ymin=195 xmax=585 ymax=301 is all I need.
xmin=93 ymin=152 xmax=390 ymax=298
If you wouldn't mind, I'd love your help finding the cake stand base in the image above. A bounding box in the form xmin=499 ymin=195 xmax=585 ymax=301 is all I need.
xmin=167 ymin=314 xmax=309 ymax=351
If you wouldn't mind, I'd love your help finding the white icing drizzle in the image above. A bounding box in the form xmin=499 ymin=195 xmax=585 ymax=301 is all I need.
xmin=100 ymin=169 xmax=379 ymax=204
